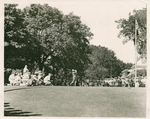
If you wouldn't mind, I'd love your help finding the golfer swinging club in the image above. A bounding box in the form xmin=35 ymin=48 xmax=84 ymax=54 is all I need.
xmin=70 ymin=69 xmax=77 ymax=86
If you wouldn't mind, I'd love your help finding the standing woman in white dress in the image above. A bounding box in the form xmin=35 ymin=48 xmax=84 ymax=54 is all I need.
xmin=23 ymin=65 xmax=29 ymax=74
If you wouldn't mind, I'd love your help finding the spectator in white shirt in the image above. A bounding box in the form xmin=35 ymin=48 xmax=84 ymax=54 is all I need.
xmin=9 ymin=71 xmax=15 ymax=86
xmin=15 ymin=72 xmax=22 ymax=86
xmin=44 ymin=73 xmax=52 ymax=85
xmin=22 ymin=71 xmax=30 ymax=85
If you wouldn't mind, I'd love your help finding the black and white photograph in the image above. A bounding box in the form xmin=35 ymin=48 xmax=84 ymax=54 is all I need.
xmin=3 ymin=0 xmax=149 ymax=117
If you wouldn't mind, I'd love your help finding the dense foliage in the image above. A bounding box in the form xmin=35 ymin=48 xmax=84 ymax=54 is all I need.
xmin=5 ymin=4 xmax=30 ymax=69
xmin=84 ymin=45 xmax=133 ymax=81
xmin=115 ymin=8 xmax=147 ymax=62
xmin=5 ymin=4 xmax=134 ymax=83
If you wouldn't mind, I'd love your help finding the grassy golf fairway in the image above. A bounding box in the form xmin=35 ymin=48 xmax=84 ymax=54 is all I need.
xmin=4 ymin=86 xmax=146 ymax=117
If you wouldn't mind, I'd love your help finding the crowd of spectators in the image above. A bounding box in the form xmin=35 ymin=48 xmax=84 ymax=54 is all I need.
xmin=83 ymin=77 xmax=146 ymax=87
xmin=5 ymin=65 xmax=146 ymax=87
xmin=7 ymin=65 xmax=53 ymax=86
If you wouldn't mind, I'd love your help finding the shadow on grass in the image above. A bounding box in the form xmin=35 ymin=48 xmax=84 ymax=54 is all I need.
xmin=4 ymin=86 xmax=45 ymax=92
xmin=4 ymin=103 xmax=42 ymax=116
xmin=4 ymin=87 xmax=29 ymax=92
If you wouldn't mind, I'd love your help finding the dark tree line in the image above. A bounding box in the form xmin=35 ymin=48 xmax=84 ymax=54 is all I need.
xmin=84 ymin=45 xmax=133 ymax=81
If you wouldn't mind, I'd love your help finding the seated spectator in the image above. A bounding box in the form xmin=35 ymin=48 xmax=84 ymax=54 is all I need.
xmin=38 ymin=71 xmax=43 ymax=80
xmin=79 ymin=81 xmax=82 ymax=86
xmin=86 ymin=79 xmax=90 ymax=86
xmin=26 ymin=72 xmax=33 ymax=86
xmin=97 ymin=81 xmax=101 ymax=86
xmin=139 ymin=80 xmax=145 ymax=87
xmin=141 ymin=77 xmax=146 ymax=86
xmin=130 ymin=78 xmax=135 ymax=87
xmin=36 ymin=71 xmax=44 ymax=85
xmin=44 ymin=73 xmax=52 ymax=86
xmin=124 ymin=78 xmax=129 ymax=87
xmin=8 ymin=71 xmax=15 ymax=86
xmin=101 ymin=81 xmax=105 ymax=87
xmin=31 ymin=73 xmax=38 ymax=86
xmin=22 ymin=71 xmax=30 ymax=85
xmin=117 ymin=78 xmax=122 ymax=87
xmin=113 ymin=78 xmax=117 ymax=86
xmin=94 ymin=81 xmax=97 ymax=87
xmin=127 ymin=78 xmax=132 ymax=88
xmin=14 ymin=72 xmax=22 ymax=86
xmin=89 ymin=81 xmax=93 ymax=87
xmin=135 ymin=81 xmax=139 ymax=87
xmin=109 ymin=79 xmax=114 ymax=87
xmin=104 ymin=82 xmax=110 ymax=87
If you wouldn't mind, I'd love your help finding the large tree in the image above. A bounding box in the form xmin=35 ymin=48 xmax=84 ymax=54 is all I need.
xmin=4 ymin=4 xmax=31 ymax=69
xmin=4 ymin=4 xmax=93 ymax=84
xmin=84 ymin=45 xmax=133 ymax=81
xmin=85 ymin=45 xmax=117 ymax=80
xmin=115 ymin=8 xmax=147 ymax=62
xmin=23 ymin=4 xmax=93 ymax=79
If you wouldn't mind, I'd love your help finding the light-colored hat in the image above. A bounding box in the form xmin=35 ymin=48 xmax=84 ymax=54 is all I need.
xmin=35 ymin=71 xmax=39 ymax=74
xmin=38 ymin=70 xmax=42 ymax=73
xmin=35 ymin=70 xmax=41 ymax=74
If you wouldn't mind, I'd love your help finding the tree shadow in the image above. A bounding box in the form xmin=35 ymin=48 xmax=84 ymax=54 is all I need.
xmin=4 ymin=103 xmax=42 ymax=116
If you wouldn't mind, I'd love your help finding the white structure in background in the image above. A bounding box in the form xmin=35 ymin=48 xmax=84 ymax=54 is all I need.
xmin=127 ymin=58 xmax=147 ymax=83
xmin=121 ymin=58 xmax=147 ymax=79
xmin=131 ymin=57 xmax=147 ymax=70
xmin=131 ymin=58 xmax=146 ymax=72
xmin=121 ymin=69 xmax=130 ymax=79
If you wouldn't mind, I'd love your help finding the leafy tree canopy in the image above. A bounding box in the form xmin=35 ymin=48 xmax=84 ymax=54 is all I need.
xmin=115 ymin=8 xmax=147 ymax=61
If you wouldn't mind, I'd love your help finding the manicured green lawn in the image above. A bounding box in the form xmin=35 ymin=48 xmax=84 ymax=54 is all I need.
xmin=4 ymin=86 xmax=146 ymax=117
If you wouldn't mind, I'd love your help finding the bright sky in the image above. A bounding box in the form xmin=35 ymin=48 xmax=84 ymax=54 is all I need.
xmin=14 ymin=0 xmax=147 ymax=63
